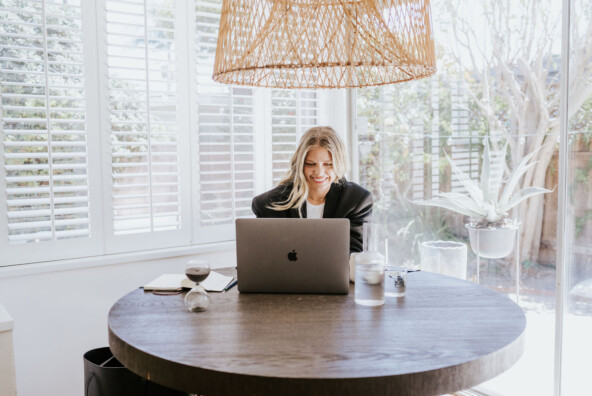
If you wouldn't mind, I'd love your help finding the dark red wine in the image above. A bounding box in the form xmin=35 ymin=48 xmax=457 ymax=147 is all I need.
xmin=185 ymin=267 xmax=210 ymax=283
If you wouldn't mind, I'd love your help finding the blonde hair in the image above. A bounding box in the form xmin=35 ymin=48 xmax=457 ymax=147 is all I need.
xmin=269 ymin=126 xmax=349 ymax=215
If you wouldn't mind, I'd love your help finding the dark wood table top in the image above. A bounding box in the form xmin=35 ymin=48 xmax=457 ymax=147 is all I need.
xmin=108 ymin=268 xmax=525 ymax=396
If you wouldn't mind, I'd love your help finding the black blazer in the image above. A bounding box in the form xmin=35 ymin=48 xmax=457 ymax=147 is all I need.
xmin=251 ymin=180 xmax=373 ymax=252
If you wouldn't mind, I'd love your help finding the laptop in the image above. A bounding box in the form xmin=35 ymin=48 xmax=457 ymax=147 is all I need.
xmin=235 ymin=218 xmax=350 ymax=294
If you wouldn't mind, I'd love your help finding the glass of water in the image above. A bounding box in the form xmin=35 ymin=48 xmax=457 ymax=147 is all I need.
xmin=385 ymin=267 xmax=408 ymax=297
xmin=355 ymin=260 xmax=385 ymax=306
xmin=354 ymin=223 xmax=385 ymax=306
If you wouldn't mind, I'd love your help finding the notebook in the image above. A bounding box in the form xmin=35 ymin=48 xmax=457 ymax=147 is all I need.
xmin=235 ymin=218 xmax=350 ymax=294
xmin=143 ymin=272 xmax=234 ymax=292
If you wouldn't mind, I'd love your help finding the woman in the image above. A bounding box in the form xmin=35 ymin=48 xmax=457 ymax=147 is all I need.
xmin=251 ymin=126 xmax=373 ymax=252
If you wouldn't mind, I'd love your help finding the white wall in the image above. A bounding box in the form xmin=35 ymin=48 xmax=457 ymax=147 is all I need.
xmin=0 ymin=302 xmax=17 ymax=396
xmin=0 ymin=248 xmax=235 ymax=396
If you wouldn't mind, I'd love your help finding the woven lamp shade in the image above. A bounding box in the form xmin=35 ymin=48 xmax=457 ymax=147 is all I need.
xmin=213 ymin=0 xmax=436 ymax=89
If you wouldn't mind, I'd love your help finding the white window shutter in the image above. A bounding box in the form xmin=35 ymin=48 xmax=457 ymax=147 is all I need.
xmin=0 ymin=0 xmax=100 ymax=265
xmin=194 ymin=0 xmax=256 ymax=242
xmin=270 ymin=89 xmax=317 ymax=185
xmin=193 ymin=1 xmax=319 ymax=241
xmin=102 ymin=0 xmax=188 ymax=252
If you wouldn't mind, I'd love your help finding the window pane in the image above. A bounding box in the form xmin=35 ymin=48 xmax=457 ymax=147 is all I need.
xmin=564 ymin=0 xmax=592 ymax=392
xmin=357 ymin=1 xmax=563 ymax=394
xmin=271 ymin=89 xmax=317 ymax=185
xmin=196 ymin=0 xmax=255 ymax=226
xmin=106 ymin=0 xmax=181 ymax=235
xmin=357 ymin=76 xmax=481 ymax=268
xmin=1 ymin=0 xmax=90 ymax=244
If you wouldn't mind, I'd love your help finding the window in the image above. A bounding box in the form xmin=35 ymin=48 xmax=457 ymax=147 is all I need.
xmin=106 ymin=0 xmax=182 ymax=236
xmin=196 ymin=0 xmax=255 ymax=227
xmin=270 ymin=89 xmax=318 ymax=185
xmin=0 ymin=0 xmax=321 ymax=266
xmin=563 ymin=0 xmax=592 ymax=393
xmin=1 ymin=0 xmax=90 ymax=243
xmin=0 ymin=0 xmax=101 ymax=263
xmin=356 ymin=72 xmax=481 ymax=267
xmin=356 ymin=0 xmax=592 ymax=394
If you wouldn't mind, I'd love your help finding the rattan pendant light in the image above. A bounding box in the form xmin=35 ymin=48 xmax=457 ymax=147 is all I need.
xmin=213 ymin=0 xmax=436 ymax=89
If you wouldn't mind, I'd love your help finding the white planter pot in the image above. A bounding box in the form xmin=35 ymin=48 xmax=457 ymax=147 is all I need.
xmin=465 ymin=224 xmax=518 ymax=259
xmin=420 ymin=241 xmax=468 ymax=280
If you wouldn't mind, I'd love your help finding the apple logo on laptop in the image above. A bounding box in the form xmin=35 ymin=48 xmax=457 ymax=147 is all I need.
xmin=287 ymin=250 xmax=298 ymax=261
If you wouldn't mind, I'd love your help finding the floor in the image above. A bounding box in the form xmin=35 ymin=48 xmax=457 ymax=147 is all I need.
xmin=470 ymin=312 xmax=592 ymax=395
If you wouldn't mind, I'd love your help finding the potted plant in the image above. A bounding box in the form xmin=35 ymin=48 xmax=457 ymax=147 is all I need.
xmin=414 ymin=139 xmax=552 ymax=258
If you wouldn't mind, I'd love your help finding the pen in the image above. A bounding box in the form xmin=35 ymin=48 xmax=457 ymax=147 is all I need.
xmin=224 ymin=279 xmax=238 ymax=292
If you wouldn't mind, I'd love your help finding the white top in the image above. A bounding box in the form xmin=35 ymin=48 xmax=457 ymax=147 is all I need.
xmin=306 ymin=200 xmax=325 ymax=219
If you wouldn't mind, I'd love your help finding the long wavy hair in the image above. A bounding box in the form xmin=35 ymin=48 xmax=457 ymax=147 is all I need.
xmin=269 ymin=126 xmax=349 ymax=216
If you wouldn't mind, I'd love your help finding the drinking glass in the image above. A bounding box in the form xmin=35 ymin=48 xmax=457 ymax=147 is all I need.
xmin=385 ymin=266 xmax=408 ymax=297
xmin=354 ymin=223 xmax=385 ymax=306
xmin=184 ymin=259 xmax=211 ymax=312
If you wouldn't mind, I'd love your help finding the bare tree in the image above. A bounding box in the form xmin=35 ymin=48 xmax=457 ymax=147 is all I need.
xmin=443 ymin=0 xmax=592 ymax=262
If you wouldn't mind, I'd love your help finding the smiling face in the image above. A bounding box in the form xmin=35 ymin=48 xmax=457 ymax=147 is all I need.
xmin=303 ymin=146 xmax=337 ymax=200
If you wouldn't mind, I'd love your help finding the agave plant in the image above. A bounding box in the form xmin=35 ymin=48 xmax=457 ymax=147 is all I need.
xmin=414 ymin=139 xmax=552 ymax=228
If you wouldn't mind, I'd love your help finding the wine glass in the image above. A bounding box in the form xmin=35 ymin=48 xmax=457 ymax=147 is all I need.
xmin=184 ymin=259 xmax=211 ymax=312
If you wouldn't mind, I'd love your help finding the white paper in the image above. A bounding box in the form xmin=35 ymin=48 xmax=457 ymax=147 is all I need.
xmin=143 ymin=274 xmax=185 ymax=291
xmin=200 ymin=271 xmax=234 ymax=292
xmin=144 ymin=271 xmax=234 ymax=292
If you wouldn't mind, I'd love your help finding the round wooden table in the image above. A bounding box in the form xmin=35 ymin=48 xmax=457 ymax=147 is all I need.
xmin=108 ymin=269 xmax=525 ymax=396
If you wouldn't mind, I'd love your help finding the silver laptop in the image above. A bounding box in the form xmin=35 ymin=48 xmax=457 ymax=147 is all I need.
xmin=235 ymin=218 xmax=350 ymax=294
